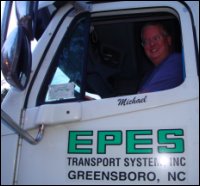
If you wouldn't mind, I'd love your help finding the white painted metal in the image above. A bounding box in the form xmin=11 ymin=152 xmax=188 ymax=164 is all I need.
xmin=1 ymin=1 xmax=199 ymax=185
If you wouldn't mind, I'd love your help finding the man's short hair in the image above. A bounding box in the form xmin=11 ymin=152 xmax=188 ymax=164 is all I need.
xmin=141 ymin=22 xmax=170 ymax=40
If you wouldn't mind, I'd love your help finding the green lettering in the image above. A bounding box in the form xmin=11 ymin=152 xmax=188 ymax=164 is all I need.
xmin=158 ymin=129 xmax=184 ymax=153
xmin=126 ymin=130 xmax=153 ymax=154
xmin=68 ymin=131 xmax=93 ymax=154
xmin=97 ymin=131 xmax=122 ymax=154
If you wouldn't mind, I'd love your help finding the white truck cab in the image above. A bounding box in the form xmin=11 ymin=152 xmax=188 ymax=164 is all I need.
xmin=1 ymin=1 xmax=199 ymax=185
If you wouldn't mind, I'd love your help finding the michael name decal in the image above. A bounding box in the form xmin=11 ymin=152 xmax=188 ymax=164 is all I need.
xmin=118 ymin=96 xmax=147 ymax=106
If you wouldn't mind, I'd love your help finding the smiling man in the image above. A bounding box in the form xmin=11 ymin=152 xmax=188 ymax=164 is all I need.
xmin=138 ymin=22 xmax=183 ymax=93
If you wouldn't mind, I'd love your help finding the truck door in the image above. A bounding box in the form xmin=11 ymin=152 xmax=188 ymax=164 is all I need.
xmin=3 ymin=1 xmax=198 ymax=185
xmin=17 ymin=4 xmax=92 ymax=185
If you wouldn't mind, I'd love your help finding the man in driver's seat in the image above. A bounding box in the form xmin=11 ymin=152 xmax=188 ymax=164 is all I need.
xmin=138 ymin=22 xmax=183 ymax=93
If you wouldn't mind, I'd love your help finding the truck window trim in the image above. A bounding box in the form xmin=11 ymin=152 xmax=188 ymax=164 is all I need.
xmin=178 ymin=1 xmax=199 ymax=76
xmin=37 ymin=9 xmax=184 ymax=105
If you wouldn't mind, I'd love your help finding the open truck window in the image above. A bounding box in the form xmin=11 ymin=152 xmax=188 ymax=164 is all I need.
xmin=1 ymin=2 xmax=198 ymax=185
xmin=39 ymin=10 xmax=183 ymax=104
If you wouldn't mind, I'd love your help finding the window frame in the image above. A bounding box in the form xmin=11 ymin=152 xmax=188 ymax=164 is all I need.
xmin=37 ymin=8 xmax=185 ymax=105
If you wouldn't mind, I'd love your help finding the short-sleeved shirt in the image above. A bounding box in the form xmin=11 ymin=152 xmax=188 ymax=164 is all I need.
xmin=138 ymin=53 xmax=183 ymax=93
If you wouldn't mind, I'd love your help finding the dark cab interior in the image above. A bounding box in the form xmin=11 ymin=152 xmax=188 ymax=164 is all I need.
xmin=86 ymin=12 xmax=182 ymax=98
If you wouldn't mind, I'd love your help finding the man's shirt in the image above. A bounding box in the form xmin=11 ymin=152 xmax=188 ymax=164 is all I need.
xmin=138 ymin=53 xmax=184 ymax=93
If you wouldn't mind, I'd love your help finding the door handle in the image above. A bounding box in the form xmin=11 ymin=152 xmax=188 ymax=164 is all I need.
xmin=1 ymin=109 xmax=45 ymax=145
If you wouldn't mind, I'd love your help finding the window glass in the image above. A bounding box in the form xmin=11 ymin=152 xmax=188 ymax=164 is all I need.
xmin=45 ymin=16 xmax=90 ymax=102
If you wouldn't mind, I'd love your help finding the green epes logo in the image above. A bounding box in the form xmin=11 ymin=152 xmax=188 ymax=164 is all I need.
xmin=68 ymin=129 xmax=184 ymax=154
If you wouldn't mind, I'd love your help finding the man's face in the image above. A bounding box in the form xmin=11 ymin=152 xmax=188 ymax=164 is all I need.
xmin=142 ymin=25 xmax=172 ymax=66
